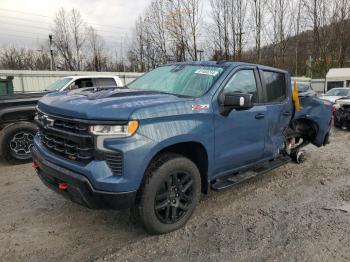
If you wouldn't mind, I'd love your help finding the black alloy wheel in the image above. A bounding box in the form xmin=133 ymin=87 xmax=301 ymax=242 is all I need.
xmin=137 ymin=153 xmax=201 ymax=234
xmin=154 ymin=171 xmax=194 ymax=224
xmin=9 ymin=131 xmax=34 ymax=160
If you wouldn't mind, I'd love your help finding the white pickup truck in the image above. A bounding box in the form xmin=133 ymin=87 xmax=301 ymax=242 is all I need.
xmin=0 ymin=75 xmax=124 ymax=164
xmin=45 ymin=75 xmax=123 ymax=92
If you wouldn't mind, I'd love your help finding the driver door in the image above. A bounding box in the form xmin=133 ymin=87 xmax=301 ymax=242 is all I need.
xmin=213 ymin=67 xmax=268 ymax=176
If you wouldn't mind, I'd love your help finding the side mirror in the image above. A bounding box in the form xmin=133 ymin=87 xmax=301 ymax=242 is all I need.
xmin=219 ymin=92 xmax=253 ymax=116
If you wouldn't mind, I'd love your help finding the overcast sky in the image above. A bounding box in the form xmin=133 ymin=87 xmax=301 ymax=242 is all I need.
xmin=0 ymin=0 xmax=151 ymax=48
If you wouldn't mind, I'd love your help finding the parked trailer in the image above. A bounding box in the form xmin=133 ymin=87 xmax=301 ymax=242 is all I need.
xmin=0 ymin=70 xmax=143 ymax=93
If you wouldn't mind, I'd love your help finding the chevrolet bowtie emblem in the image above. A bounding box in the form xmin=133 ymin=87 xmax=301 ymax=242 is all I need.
xmin=41 ymin=115 xmax=55 ymax=128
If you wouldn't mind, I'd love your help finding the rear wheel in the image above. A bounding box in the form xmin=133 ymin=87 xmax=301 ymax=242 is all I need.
xmin=0 ymin=122 xmax=37 ymax=164
xmin=137 ymin=153 xmax=201 ymax=234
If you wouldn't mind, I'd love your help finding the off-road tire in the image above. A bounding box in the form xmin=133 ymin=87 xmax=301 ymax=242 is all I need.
xmin=0 ymin=122 xmax=37 ymax=164
xmin=137 ymin=153 xmax=201 ymax=235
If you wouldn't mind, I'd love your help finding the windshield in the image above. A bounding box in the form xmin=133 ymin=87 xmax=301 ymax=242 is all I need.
xmin=127 ymin=65 xmax=225 ymax=97
xmin=46 ymin=78 xmax=73 ymax=91
xmin=326 ymin=88 xmax=350 ymax=97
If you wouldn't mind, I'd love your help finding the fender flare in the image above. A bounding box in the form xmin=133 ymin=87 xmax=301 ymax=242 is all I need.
xmin=138 ymin=134 xmax=212 ymax=188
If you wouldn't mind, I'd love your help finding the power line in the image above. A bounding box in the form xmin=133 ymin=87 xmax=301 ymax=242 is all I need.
xmin=0 ymin=16 xmax=130 ymax=34
xmin=0 ymin=8 xmax=130 ymax=30
xmin=0 ymin=20 xmax=51 ymax=31
xmin=0 ymin=28 xmax=127 ymax=45
xmin=0 ymin=20 xmax=130 ymax=40
xmin=0 ymin=28 xmax=50 ymax=37
xmin=0 ymin=14 xmax=55 ymax=25
xmin=0 ymin=32 xmax=47 ymax=41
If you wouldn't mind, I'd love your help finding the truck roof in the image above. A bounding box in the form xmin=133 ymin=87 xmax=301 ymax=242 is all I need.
xmin=168 ymin=61 xmax=288 ymax=74
xmin=63 ymin=75 xmax=121 ymax=79
xmin=326 ymin=68 xmax=350 ymax=81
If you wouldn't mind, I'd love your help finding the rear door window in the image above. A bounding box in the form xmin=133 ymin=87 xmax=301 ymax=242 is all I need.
xmin=73 ymin=78 xmax=94 ymax=88
xmin=96 ymin=78 xmax=117 ymax=87
xmin=263 ymin=71 xmax=287 ymax=103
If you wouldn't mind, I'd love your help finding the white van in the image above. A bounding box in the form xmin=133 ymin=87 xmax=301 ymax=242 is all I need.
xmin=325 ymin=68 xmax=350 ymax=92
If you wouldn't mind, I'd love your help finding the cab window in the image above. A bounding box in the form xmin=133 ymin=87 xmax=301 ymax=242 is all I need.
xmin=263 ymin=71 xmax=286 ymax=103
xmin=72 ymin=78 xmax=93 ymax=89
xmin=96 ymin=78 xmax=117 ymax=87
xmin=222 ymin=70 xmax=258 ymax=103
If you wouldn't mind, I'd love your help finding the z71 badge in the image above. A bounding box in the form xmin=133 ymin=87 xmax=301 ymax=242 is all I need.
xmin=192 ymin=104 xmax=210 ymax=111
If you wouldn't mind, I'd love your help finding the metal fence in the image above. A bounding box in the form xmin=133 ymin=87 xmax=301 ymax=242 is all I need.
xmin=0 ymin=70 xmax=143 ymax=92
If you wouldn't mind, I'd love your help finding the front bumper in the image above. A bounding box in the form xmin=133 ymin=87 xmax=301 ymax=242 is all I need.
xmin=32 ymin=147 xmax=136 ymax=209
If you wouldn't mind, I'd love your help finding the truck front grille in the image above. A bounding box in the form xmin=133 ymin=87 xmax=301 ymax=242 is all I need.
xmin=37 ymin=111 xmax=89 ymax=135
xmin=37 ymin=111 xmax=124 ymax=174
xmin=40 ymin=129 xmax=94 ymax=162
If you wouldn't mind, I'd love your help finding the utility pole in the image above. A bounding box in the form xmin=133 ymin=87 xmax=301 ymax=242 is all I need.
xmin=49 ymin=34 xmax=55 ymax=71
xmin=197 ymin=50 xmax=204 ymax=61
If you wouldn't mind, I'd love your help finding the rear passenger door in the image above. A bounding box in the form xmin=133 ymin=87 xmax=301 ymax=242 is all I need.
xmin=260 ymin=70 xmax=293 ymax=158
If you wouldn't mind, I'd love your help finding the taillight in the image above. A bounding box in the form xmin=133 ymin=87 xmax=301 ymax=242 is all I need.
xmin=332 ymin=106 xmax=337 ymax=113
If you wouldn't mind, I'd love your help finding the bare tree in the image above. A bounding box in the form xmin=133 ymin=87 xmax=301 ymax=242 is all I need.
xmin=166 ymin=0 xmax=188 ymax=61
xmin=236 ymin=0 xmax=248 ymax=60
xmin=0 ymin=46 xmax=50 ymax=70
xmin=251 ymin=0 xmax=264 ymax=63
xmin=70 ymin=9 xmax=86 ymax=70
xmin=85 ymin=26 xmax=105 ymax=71
xmin=304 ymin=0 xmax=334 ymax=75
xmin=52 ymin=8 xmax=86 ymax=70
xmin=332 ymin=0 xmax=350 ymax=67
xmin=294 ymin=0 xmax=304 ymax=75
xmin=182 ymin=0 xmax=202 ymax=60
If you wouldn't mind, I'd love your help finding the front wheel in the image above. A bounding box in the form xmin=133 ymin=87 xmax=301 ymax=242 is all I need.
xmin=137 ymin=153 xmax=201 ymax=234
xmin=0 ymin=122 xmax=37 ymax=164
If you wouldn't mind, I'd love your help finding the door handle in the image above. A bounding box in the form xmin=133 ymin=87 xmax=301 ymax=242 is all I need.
xmin=282 ymin=111 xmax=292 ymax=117
xmin=255 ymin=113 xmax=265 ymax=120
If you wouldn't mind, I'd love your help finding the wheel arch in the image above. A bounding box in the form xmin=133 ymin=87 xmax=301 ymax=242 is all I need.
xmin=0 ymin=106 xmax=36 ymax=125
xmin=291 ymin=117 xmax=319 ymax=141
xmin=142 ymin=140 xmax=210 ymax=194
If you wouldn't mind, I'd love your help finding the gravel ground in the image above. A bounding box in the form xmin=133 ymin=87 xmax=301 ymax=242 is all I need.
xmin=0 ymin=128 xmax=349 ymax=262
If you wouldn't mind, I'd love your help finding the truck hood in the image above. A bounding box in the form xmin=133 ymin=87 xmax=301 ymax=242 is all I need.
xmin=38 ymin=88 xmax=191 ymax=120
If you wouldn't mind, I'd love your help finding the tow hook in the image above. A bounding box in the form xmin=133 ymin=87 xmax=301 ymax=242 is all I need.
xmin=32 ymin=162 xmax=40 ymax=170
xmin=58 ymin=183 xmax=68 ymax=191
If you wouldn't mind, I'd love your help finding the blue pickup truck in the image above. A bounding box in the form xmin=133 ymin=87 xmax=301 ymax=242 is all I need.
xmin=31 ymin=62 xmax=333 ymax=234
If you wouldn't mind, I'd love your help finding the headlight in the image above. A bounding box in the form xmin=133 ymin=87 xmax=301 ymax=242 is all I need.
xmin=90 ymin=120 xmax=139 ymax=137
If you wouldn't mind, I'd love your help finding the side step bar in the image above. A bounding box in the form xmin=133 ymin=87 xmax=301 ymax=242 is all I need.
xmin=211 ymin=156 xmax=292 ymax=192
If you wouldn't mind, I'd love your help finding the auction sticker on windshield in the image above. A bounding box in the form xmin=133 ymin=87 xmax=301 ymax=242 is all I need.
xmin=194 ymin=69 xmax=219 ymax=76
